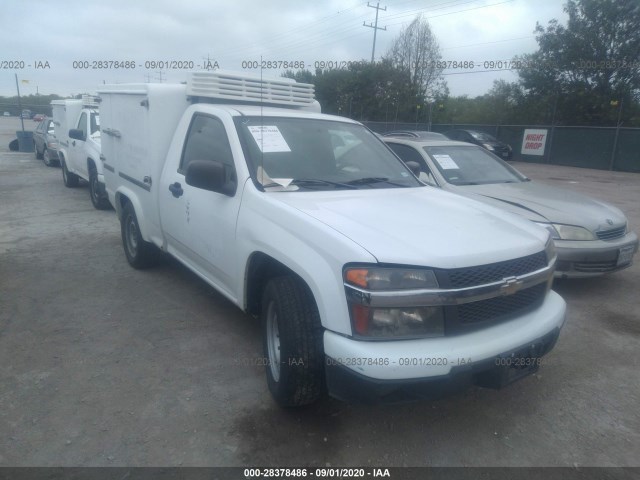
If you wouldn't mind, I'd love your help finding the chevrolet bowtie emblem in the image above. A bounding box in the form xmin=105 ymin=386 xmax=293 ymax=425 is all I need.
xmin=606 ymin=219 xmax=614 ymax=225
xmin=500 ymin=276 xmax=523 ymax=296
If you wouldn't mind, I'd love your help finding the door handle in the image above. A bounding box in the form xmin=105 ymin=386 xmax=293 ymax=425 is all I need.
xmin=168 ymin=182 xmax=183 ymax=198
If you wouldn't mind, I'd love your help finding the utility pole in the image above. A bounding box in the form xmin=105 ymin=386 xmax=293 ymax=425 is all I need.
xmin=363 ymin=2 xmax=386 ymax=63
xmin=155 ymin=70 xmax=165 ymax=83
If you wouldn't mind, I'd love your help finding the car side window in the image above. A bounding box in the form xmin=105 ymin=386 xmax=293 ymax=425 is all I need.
xmin=77 ymin=112 xmax=88 ymax=139
xmin=387 ymin=143 xmax=429 ymax=170
xmin=90 ymin=113 xmax=100 ymax=134
xmin=180 ymin=114 xmax=235 ymax=175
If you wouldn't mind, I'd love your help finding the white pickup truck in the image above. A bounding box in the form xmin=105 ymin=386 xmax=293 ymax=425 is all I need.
xmin=51 ymin=96 xmax=110 ymax=209
xmin=98 ymin=72 xmax=566 ymax=406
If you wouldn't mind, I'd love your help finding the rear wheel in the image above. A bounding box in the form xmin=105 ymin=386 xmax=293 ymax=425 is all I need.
xmin=89 ymin=167 xmax=110 ymax=210
xmin=261 ymin=276 xmax=325 ymax=407
xmin=61 ymin=158 xmax=79 ymax=187
xmin=121 ymin=202 xmax=160 ymax=269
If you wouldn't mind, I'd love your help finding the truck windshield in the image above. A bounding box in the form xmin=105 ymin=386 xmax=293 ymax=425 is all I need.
xmin=234 ymin=116 xmax=420 ymax=190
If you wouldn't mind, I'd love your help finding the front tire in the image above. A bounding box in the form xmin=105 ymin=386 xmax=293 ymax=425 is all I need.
xmin=43 ymin=149 xmax=56 ymax=167
xmin=121 ymin=202 xmax=160 ymax=269
xmin=89 ymin=167 xmax=111 ymax=210
xmin=261 ymin=276 xmax=325 ymax=407
xmin=34 ymin=142 xmax=42 ymax=160
xmin=61 ymin=158 xmax=79 ymax=187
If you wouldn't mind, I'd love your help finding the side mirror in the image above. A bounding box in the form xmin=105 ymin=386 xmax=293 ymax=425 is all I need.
xmin=69 ymin=129 xmax=85 ymax=141
xmin=185 ymin=160 xmax=237 ymax=196
xmin=405 ymin=161 xmax=421 ymax=177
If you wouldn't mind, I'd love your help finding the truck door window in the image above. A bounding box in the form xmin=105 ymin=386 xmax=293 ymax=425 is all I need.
xmin=77 ymin=112 xmax=88 ymax=139
xmin=180 ymin=114 xmax=235 ymax=175
xmin=90 ymin=113 xmax=100 ymax=134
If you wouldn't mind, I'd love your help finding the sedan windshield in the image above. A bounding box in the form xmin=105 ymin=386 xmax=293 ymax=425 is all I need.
xmin=424 ymin=145 xmax=526 ymax=186
xmin=234 ymin=116 xmax=420 ymax=190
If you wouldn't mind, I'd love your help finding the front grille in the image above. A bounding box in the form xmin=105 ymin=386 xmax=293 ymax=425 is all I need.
xmin=455 ymin=283 xmax=547 ymax=324
xmin=596 ymin=226 xmax=626 ymax=241
xmin=445 ymin=251 xmax=547 ymax=289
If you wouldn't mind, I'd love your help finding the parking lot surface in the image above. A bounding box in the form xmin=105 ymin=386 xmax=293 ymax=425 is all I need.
xmin=1 ymin=117 xmax=639 ymax=467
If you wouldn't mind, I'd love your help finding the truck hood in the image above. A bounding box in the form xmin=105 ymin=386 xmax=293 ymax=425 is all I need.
xmin=273 ymin=187 xmax=548 ymax=269
xmin=449 ymin=181 xmax=627 ymax=232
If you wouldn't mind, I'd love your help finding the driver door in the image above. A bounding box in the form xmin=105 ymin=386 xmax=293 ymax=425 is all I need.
xmin=158 ymin=113 xmax=242 ymax=300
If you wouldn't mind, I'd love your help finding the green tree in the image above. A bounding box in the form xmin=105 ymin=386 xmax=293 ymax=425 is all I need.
xmin=515 ymin=0 xmax=640 ymax=125
xmin=284 ymin=61 xmax=420 ymax=122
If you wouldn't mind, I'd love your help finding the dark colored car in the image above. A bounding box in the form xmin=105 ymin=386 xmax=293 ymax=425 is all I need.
xmin=444 ymin=129 xmax=513 ymax=160
xmin=33 ymin=113 xmax=46 ymax=122
xmin=383 ymin=130 xmax=448 ymax=140
xmin=33 ymin=118 xmax=60 ymax=167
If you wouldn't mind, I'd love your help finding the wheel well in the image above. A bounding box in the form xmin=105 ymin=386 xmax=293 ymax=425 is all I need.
xmin=114 ymin=193 xmax=131 ymax=220
xmin=87 ymin=158 xmax=96 ymax=173
xmin=245 ymin=253 xmax=309 ymax=317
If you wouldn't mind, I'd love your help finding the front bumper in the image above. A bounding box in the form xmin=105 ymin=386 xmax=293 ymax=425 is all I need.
xmin=324 ymin=290 xmax=566 ymax=403
xmin=326 ymin=327 xmax=560 ymax=403
xmin=554 ymin=232 xmax=638 ymax=278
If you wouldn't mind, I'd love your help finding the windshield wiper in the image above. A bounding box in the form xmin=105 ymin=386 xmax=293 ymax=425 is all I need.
xmin=345 ymin=177 xmax=407 ymax=187
xmin=291 ymin=179 xmax=359 ymax=190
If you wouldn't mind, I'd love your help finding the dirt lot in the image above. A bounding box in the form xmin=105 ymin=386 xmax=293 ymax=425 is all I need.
xmin=0 ymin=117 xmax=639 ymax=467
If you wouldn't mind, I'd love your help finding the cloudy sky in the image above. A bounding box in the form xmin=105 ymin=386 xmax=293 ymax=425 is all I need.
xmin=1 ymin=0 xmax=567 ymax=98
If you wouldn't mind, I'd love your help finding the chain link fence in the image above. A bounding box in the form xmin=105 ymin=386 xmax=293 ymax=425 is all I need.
xmin=364 ymin=121 xmax=640 ymax=173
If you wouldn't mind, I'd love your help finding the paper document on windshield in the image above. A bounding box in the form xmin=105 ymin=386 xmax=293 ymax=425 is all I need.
xmin=256 ymin=166 xmax=295 ymax=190
xmin=248 ymin=126 xmax=291 ymax=153
xmin=433 ymin=154 xmax=459 ymax=170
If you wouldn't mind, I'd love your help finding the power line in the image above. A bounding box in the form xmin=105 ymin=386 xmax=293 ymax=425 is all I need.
xmin=363 ymin=2 xmax=387 ymax=62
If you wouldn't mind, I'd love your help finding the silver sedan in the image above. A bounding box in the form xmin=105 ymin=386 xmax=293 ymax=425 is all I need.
xmin=384 ymin=137 xmax=638 ymax=278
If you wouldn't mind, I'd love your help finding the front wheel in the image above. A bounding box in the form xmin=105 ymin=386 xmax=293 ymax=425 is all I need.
xmin=261 ymin=276 xmax=325 ymax=407
xmin=34 ymin=142 xmax=42 ymax=159
xmin=89 ymin=168 xmax=111 ymax=210
xmin=43 ymin=149 xmax=56 ymax=167
xmin=61 ymin=158 xmax=79 ymax=187
xmin=121 ymin=202 xmax=160 ymax=269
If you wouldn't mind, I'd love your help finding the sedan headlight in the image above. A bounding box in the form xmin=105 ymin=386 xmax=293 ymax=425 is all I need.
xmin=482 ymin=143 xmax=495 ymax=151
xmin=344 ymin=267 xmax=444 ymax=338
xmin=553 ymin=224 xmax=595 ymax=241
xmin=533 ymin=222 xmax=595 ymax=241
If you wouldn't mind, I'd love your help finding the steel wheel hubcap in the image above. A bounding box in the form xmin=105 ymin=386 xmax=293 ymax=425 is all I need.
xmin=266 ymin=301 xmax=281 ymax=382
xmin=126 ymin=216 xmax=138 ymax=256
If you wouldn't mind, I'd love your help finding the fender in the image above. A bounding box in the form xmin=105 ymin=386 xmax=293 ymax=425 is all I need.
xmin=114 ymin=187 xmax=161 ymax=246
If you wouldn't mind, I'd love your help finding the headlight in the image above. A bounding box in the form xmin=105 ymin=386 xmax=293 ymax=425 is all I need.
xmin=552 ymin=224 xmax=595 ymax=241
xmin=482 ymin=143 xmax=495 ymax=151
xmin=349 ymin=304 xmax=445 ymax=338
xmin=533 ymin=222 xmax=595 ymax=241
xmin=344 ymin=267 xmax=443 ymax=338
xmin=345 ymin=267 xmax=438 ymax=290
